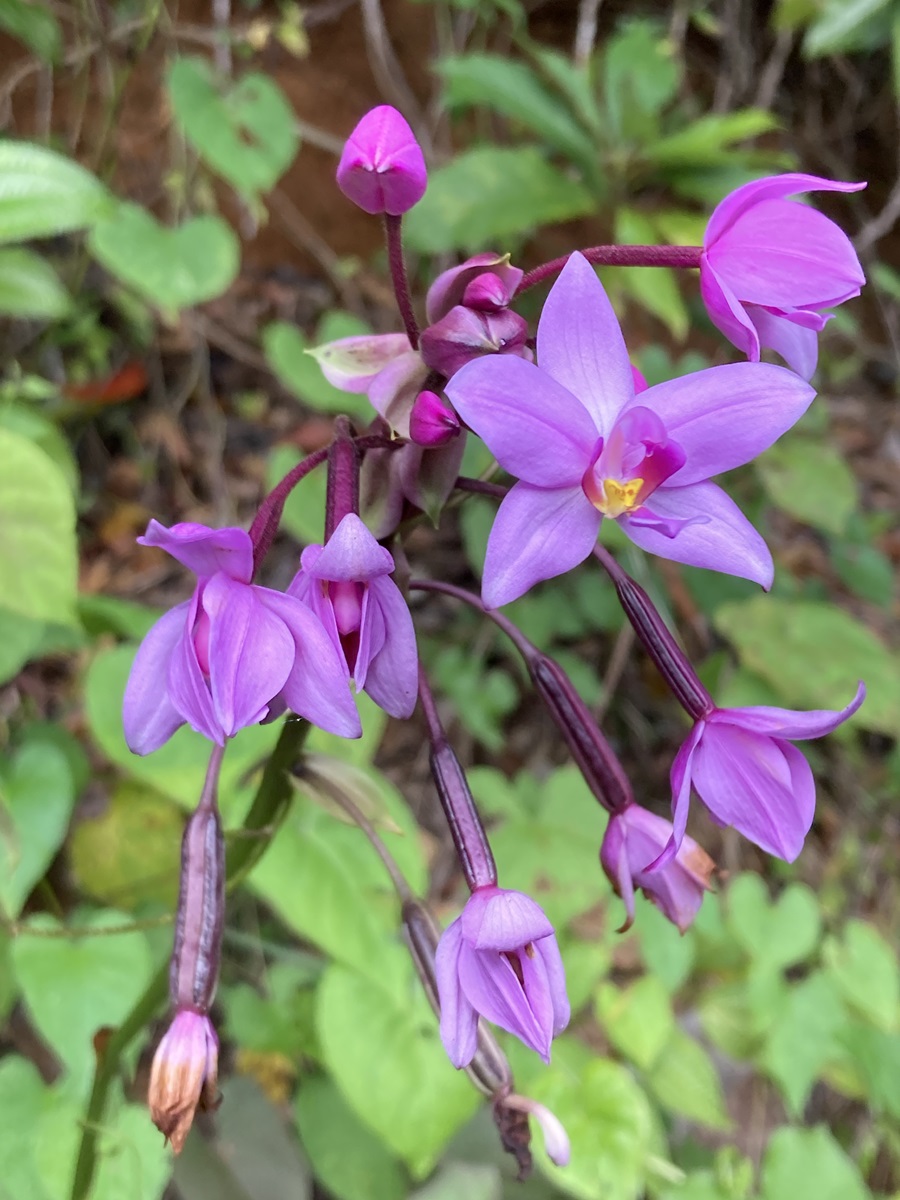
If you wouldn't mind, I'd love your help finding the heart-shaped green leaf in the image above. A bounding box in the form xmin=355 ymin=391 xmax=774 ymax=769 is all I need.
xmin=724 ymin=875 xmax=821 ymax=970
xmin=11 ymin=910 xmax=153 ymax=1095
xmin=168 ymin=57 xmax=298 ymax=197
xmin=0 ymin=742 xmax=75 ymax=919
xmin=89 ymin=203 xmax=239 ymax=313
xmin=0 ymin=141 xmax=113 ymax=243
xmin=316 ymin=958 xmax=479 ymax=1179
xmin=0 ymin=428 xmax=78 ymax=627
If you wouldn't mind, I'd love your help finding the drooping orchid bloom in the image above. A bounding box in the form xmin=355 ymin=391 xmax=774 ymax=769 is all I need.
xmin=701 ymin=174 xmax=866 ymax=380
xmin=446 ymin=252 xmax=816 ymax=608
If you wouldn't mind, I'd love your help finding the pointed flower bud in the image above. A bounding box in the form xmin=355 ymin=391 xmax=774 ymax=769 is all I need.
xmin=665 ymin=684 xmax=866 ymax=865
xmin=435 ymin=885 xmax=570 ymax=1068
xmin=148 ymin=1009 xmax=219 ymax=1154
xmin=336 ymin=105 xmax=427 ymax=216
xmin=419 ymin=305 xmax=529 ymax=378
xmin=701 ymin=174 xmax=866 ymax=379
xmin=409 ymin=390 xmax=461 ymax=447
xmin=462 ymin=271 xmax=513 ymax=312
xmin=426 ymin=252 xmax=524 ymax=324
xmin=124 ymin=520 xmax=361 ymax=749
xmin=289 ymin=514 xmax=418 ymax=719
xmin=601 ymin=803 xmax=714 ymax=933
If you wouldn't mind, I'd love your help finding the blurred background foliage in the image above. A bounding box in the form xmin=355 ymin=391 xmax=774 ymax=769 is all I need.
xmin=0 ymin=0 xmax=898 ymax=1198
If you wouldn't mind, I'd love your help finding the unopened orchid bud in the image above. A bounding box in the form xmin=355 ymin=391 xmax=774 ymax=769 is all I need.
xmin=419 ymin=306 xmax=529 ymax=378
xmin=409 ymin=390 xmax=460 ymax=447
xmin=425 ymin=253 xmax=524 ymax=324
xmin=461 ymin=271 xmax=512 ymax=312
xmin=336 ymin=105 xmax=427 ymax=216
xmin=148 ymin=1009 xmax=219 ymax=1153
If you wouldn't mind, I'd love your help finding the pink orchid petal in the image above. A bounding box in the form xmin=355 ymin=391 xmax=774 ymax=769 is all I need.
xmin=203 ymin=575 xmax=294 ymax=737
xmin=700 ymin=258 xmax=760 ymax=361
xmin=257 ymin=588 xmax=361 ymax=738
xmin=435 ymin=920 xmax=479 ymax=1069
xmin=637 ymin=362 xmax=815 ymax=486
xmin=123 ymin=601 xmax=190 ymax=754
xmin=745 ymin=306 xmax=821 ymax=380
xmin=426 ymin=252 xmax=523 ymax=323
xmin=536 ymin=252 xmax=634 ymax=435
xmin=692 ymin=725 xmax=813 ymax=861
xmin=308 ymin=333 xmax=413 ymax=393
xmin=140 ymin=521 xmax=253 ymax=583
xmin=620 ymin=481 xmax=773 ymax=587
xmin=534 ymin=934 xmax=571 ymax=1036
xmin=169 ymin=588 xmax=223 ymax=744
xmin=361 ymin=575 xmax=418 ymax=719
xmin=457 ymin=942 xmax=551 ymax=1061
xmin=300 ymin=514 xmax=394 ymax=583
xmin=705 ymin=174 xmax=866 ymax=247
xmin=482 ymin=482 xmax=601 ymax=609
xmin=368 ymin=350 xmax=429 ymax=435
xmin=710 ymin=199 xmax=865 ymax=309
xmin=713 ymin=682 xmax=865 ymax=740
xmin=446 ymin=354 xmax=597 ymax=488
xmin=461 ymin=887 xmax=555 ymax=949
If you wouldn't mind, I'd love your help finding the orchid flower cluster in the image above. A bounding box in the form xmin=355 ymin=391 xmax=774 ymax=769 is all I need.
xmin=131 ymin=103 xmax=867 ymax=1171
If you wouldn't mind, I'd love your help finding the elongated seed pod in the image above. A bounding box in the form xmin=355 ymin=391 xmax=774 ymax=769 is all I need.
xmin=170 ymin=799 xmax=225 ymax=1012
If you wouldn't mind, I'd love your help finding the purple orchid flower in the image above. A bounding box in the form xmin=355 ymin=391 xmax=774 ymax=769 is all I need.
xmin=445 ymin=252 xmax=816 ymax=608
xmin=435 ymin=885 xmax=570 ymax=1068
xmin=666 ymin=684 xmax=866 ymax=863
xmin=336 ymin=105 xmax=427 ymax=216
xmin=701 ymin=174 xmax=866 ymax=380
xmin=123 ymin=521 xmax=361 ymax=753
xmin=288 ymin=513 xmax=418 ymax=719
xmin=600 ymin=803 xmax=714 ymax=933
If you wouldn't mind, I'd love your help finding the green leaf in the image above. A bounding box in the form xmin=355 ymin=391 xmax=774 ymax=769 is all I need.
xmin=831 ymin=1023 xmax=900 ymax=1117
xmin=635 ymin=900 xmax=695 ymax=992
xmin=603 ymin=19 xmax=679 ymax=145
xmin=408 ymin=1163 xmax=501 ymax=1200
xmin=609 ymin=208 xmax=688 ymax=340
xmin=756 ymin=436 xmax=857 ymax=535
xmin=644 ymin=110 xmax=778 ymax=169
xmin=759 ymin=1126 xmax=871 ymax=1200
xmin=265 ymin=445 xmax=328 ymax=544
xmin=0 ymin=248 xmax=71 ymax=318
xmin=0 ymin=404 xmax=78 ymax=493
xmin=0 ymin=141 xmax=112 ymax=243
xmin=89 ymin=203 xmax=239 ymax=313
xmin=0 ymin=1057 xmax=54 ymax=1200
xmin=11 ymin=911 xmax=153 ymax=1095
xmin=296 ymin=1075 xmax=407 ymax=1200
xmin=0 ymin=0 xmax=61 ymax=61
xmin=0 ymin=606 xmax=46 ymax=684
xmin=404 ymin=146 xmax=595 ymax=254
xmin=0 ymin=742 xmax=75 ymax=919
xmin=724 ymin=876 xmax=821 ymax=970
xmin=596 ymin=977 xmax=674 ymax=1070
xmin=0 ymin=428 xmax=78 ymax=626
xmin=823 ymin=919 xmax=899 ymax=1031
xmin=316 ymin=960 xmax=479 ymax=1179
xmin=762 ymin=972 xmax=847 ymax=1115
xmin=713 ymin=596 xmax=900 ymax=735
xmin=69 ymin=780 xmax=183 ymax=909
xmin=700 ymin=982 xmax=767 ymax=1061
xmin=263 ymin=316 xmax=374 ymax=421
xmin=77 ymin=594 xmax=163 ymax=640
xmin=526 ymin=1045 xmax=654 ymax=1200
xmin=439 ymin=54 xmax=598 ymax=175
xmin=647 ymin=1027 xmax=732 ymax=1130
xmin=803 ymin=0 xmax=894 ymax=57
xmin=831 ymin=539 xmax=896 ymax=607
xmin=168 ymin=57 xmax=299 ymax=197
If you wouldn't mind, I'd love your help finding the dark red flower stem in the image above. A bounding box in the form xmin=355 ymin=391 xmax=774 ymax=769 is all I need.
xmin=384 ymin=213 xmax=420 ymax=349
xmin=250 ymin=433 xmax=402 ymax=574
xmin=418 ymin=663 xmax=497 ymax=892
xmin=325 ymin=416 xmax=361 ymax=540
xmin=411 ymin=578 xmax=631 ymax=814
xmin=592 ymin=543 xmax=714 ymax=721
xmin=519 ymin=245 xmax=703 ymax=294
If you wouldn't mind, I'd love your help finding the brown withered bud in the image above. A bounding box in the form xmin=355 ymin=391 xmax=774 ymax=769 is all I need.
xmin=493 ymin=1094 xmax=533 ymax=1181
xmin=148 ymin=1010 xmax=219 ymax=1154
